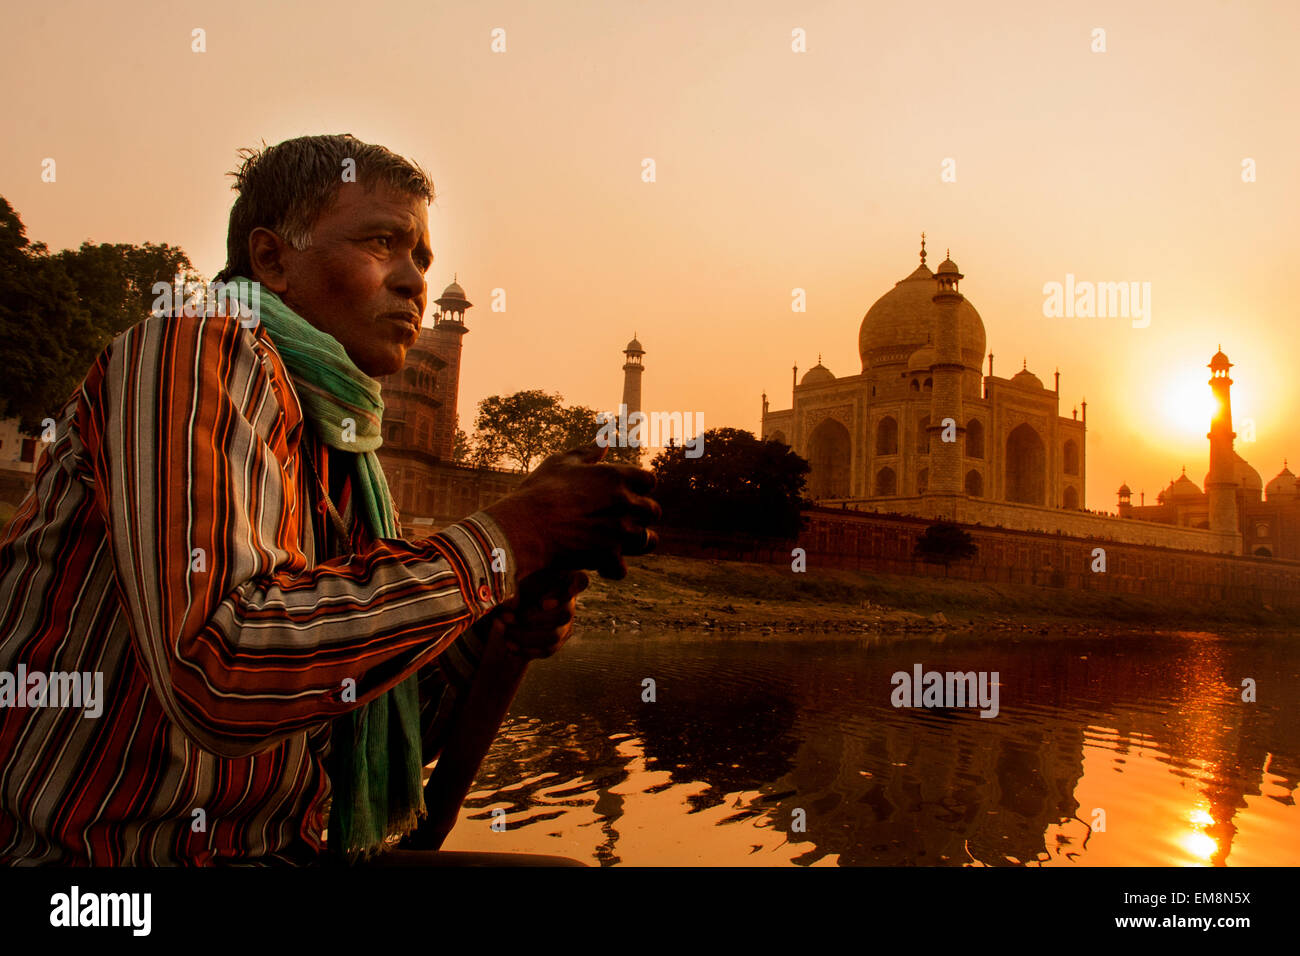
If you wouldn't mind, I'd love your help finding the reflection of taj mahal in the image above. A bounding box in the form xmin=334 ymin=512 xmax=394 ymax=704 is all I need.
xmin=761 ymin=236 xmax=1296 ymax=557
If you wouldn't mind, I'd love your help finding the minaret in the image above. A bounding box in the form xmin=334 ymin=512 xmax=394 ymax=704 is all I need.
xmin=621 ymin=334 xmax=645 ymax=461
xmin=1206 ymin=346 xmax=1240 ymax=544
xmin=429 ymin=276 xmax=472 ymax=461
xmin=927 ymin=251 xmax=966 ymax=496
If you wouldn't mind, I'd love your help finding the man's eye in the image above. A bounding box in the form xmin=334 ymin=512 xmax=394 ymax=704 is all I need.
xmin=370 ymin=236 xmax=393 ymax=249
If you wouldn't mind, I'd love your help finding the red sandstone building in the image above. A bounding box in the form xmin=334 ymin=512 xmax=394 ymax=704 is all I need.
xmin=373 ymin=277 xmax=522 ymax=536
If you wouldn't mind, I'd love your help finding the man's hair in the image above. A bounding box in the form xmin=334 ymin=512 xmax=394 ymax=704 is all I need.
xmin=213 ymin=133 xmax=434 ymax=283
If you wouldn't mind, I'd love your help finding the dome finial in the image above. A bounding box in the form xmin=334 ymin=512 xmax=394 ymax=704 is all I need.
xmin=920 ymin=232 xmax=926 ymax=265
xmin=1022 ymin=357 xmax=1027 ymax=370
xmin=818 ymin=352 xmax=822 ymax=364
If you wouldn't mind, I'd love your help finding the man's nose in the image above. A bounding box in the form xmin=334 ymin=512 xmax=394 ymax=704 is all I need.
xmin=391 ymin=258 xmax=426 ymax=308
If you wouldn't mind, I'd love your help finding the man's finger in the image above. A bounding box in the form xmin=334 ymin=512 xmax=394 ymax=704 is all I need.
xmin=620 ymin=490 xmax=662 ymax=525
xmin=607 ymin=464 xmax=655 ymax=494
xmin=614 ymin=517 xmax=649 ymax=555
xmin=568 ymin=443 xmax=608 ymax=464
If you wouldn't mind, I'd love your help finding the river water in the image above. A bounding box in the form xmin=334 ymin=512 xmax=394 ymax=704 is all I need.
xmin=438 ymin=628 xmax=1299 ymax=866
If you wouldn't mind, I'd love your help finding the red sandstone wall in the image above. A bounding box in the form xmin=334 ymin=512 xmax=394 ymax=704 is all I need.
xmin=655 ymin=506 xmax=1300 ymax=610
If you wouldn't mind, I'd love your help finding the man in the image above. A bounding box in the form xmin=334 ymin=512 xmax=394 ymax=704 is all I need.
xmin=0 ymin=133 xmax=659 ymax=865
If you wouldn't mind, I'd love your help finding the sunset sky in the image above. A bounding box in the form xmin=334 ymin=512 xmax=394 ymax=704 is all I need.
xmin=3 ymin=0 xmax=1297 ymax=509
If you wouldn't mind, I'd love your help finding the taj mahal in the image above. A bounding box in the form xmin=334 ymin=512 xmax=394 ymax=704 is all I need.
xmin=761 ymin=236 xmax=1299 ymax=559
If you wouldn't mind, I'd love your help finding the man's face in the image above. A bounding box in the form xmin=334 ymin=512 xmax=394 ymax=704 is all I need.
xmin=253 ymin=181 xmax=433 ymax=377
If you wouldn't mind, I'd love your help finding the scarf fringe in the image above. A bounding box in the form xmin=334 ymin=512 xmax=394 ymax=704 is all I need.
xmin=336 ymin=804 xmax=429 ymax=865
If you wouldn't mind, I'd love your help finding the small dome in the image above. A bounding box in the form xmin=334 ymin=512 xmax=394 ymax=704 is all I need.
xmin=1204 ymin=453 xmax=1262 ymax=493
xmin=1169 ymin=469 xmax=1202 ymax=500
xmin=907 ymin=344 xmax=938 ymax=372
xmin=434 ymin=277 xmax=473 ymax=313
xmin=1208 ymin=347 xmax=1232 ymax=372
xmin=936 ymin=256 xmax=960 ymax=275
xmin=625 ymin=337 xmax=644 ymax=353
xmin=1233 ymin=452 xmax=1262 ymax=491
xmin=1011 ymin=366 xmax=1044 ymax=389
xmin=1266 ymin=462 xmax=1297 ymax=500
xmin=1117 ymin=483 xmax=1132 ymax=496
xmin=800 ymin=362 xmax=835 ymax=386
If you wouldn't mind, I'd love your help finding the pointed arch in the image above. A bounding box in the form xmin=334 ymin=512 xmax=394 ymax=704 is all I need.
xmin=875 ymin=416 xmax=898 ymax=455
xmin=966 ymin=418 xmax=984 ymax=459
xmin=1063 ymin=439 xmax=1080 ymax=476
xmin=808 ymin=417 xmax=851 ymax=499
xmin=1006 ymin=423 xmax=1046 ymax=505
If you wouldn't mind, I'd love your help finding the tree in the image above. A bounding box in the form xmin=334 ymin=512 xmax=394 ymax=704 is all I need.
xmin=473 ymin=389 xmax=566 ymax=472
xmin=0 ymin=196 xmax=197 ymax=433
xmin=0 ymin=198 xmax=98 ymax=432
xmin=648 ymin=427 xmax=809 ymax=538
xmin=451 ymin=426 xmax=472 ymax=464
xmin=53 ymin=239 xmax=197 ymax=345
xmin=555 ymin=403 xmax=603 ymax=451
xmin=471 ymin=390 xmax=636 ymax=471
xmin=913 ymin=522 xmax=978 ymax=576
xmin=475 ymin=390 xmax=616 ymax=470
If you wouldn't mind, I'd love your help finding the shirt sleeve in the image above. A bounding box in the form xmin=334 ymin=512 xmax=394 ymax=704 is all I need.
xmin=78 ymin=312 xmax=519 ymax=759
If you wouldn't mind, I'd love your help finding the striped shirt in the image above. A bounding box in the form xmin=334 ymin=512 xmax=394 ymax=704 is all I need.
xmin=0 ymin=310 xmax=518 ymax=865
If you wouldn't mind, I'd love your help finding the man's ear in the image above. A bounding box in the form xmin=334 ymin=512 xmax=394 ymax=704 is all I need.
xmin=248 ymin=227 xmax=291 ymax=294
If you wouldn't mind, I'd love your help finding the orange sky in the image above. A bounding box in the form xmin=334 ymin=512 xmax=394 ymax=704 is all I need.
xmin=3 ymin=0 xmax=1297 ymax=509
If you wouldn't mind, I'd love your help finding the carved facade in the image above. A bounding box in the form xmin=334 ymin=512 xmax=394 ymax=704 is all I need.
xmin=763 ymin=239 xmax=1089 ymax=530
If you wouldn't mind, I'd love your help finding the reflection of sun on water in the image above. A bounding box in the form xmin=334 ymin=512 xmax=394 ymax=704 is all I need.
xmin=1182 ymin=831 xmax=1218 ymax=862
xmin=1180 ymin=805 xmax=1218 ymax=865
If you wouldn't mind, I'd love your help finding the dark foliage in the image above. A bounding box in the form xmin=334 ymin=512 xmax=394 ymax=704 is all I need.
xmin=648 ymin=427 xmax=809 ymax=538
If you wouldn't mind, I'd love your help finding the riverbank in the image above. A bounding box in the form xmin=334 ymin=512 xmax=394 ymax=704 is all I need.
xmin=573 ymin=552 xmax=1300 ymax=636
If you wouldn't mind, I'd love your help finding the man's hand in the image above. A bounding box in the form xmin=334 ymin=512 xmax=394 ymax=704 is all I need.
xmin=487 ymin=569 xmax=590 ymax=660
xmin=482 ymin=443 xmax=660 ymax=582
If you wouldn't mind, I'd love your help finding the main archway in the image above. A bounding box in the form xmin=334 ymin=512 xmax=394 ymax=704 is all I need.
xmin=808 ymin=418 xmax=851 ymax=499
xmin=1005 ymin=423 xmax=1046 ymax=505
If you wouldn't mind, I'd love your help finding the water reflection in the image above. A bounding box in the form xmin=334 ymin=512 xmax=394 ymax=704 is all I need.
xmin=438 ymin=629 xmax=1300 ymax=866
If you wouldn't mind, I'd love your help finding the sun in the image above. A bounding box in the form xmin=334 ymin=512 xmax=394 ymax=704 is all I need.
xmin=1158 ymin=372 xmax=1219 ymax=439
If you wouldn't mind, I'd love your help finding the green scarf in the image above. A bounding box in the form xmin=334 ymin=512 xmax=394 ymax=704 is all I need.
xmin=225 ymin=276 xmax=425 ymax=863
